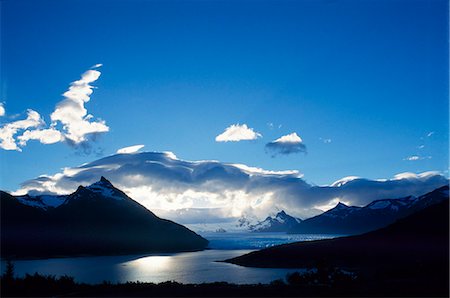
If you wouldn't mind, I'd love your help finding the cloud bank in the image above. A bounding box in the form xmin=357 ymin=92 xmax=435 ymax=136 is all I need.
xmin=0 ymin=66 xmax=109 ymax=151
xmin=14 ymin=151 xmax=448 ymax=224
xmin=265 ymin=132 xmax=307 ymax=156
xmin=215 ymin=124 xmax=262 ymax=142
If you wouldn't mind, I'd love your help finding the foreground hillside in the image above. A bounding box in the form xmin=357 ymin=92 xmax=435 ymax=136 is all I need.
xmin=226 ymin=199 xmax=449 ymax=296
xmin=1 ymin=177 xmax=208 ymax=258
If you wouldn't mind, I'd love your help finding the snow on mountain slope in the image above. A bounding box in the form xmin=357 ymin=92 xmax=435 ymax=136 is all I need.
xmin=13 ymin=176 xmax=126 ymax=209
xmin=16 ymin=194 xmax=66 ymax=209
xmin=84 ymin=176 xmax=125 ymax=201
xmin=250 ymin=210 xmax=302 ymax=232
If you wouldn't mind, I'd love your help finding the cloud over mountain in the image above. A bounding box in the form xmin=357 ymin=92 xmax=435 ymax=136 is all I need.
xmin=265 ymin=132 xmax=307 ymax=156
xmin=215 ymin=124 xmax=262 ymax=142
xmin=14 ymin=151 xmax=448 ymax=222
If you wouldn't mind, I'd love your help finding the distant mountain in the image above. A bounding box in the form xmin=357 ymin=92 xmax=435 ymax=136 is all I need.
xmin=1 ymin=177 xmax=208 ymax=258
xmin=249 ymin=210 xmax=302 ymax=232
xmin=225 ymin=198 xmax=449 ymax=296
xmin=288 ymin=185 xmax=449 ymax=235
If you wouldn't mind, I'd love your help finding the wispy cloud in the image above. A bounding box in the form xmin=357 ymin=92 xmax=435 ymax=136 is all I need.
xmin=50 ymin=69 xmax=109 ymax=144
xmin=0 ymin=110 xmax=44 ymax=151
xmin=265 ymin=132 xmax=307 ymax=156
xmin=267 ymin=122 xmax=282 ymax=130
xmin=0 ymin=66 xmax=109 ymax=151
xmin=215 ymin=124 xmax=262 ymax=142
xmin=405 ymin=131 xmax=436 ymax=161
xmin=319 ymin=137 xmax=332 ymax=144
xmin=117 ymin=144 xmax=145 ymax=154
xmin=404 ymin=155 xmax=432 ymax=161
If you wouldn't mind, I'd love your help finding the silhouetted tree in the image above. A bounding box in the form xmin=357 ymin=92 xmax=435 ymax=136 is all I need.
xmin=3 ymin=259 xmax=15 ymax=282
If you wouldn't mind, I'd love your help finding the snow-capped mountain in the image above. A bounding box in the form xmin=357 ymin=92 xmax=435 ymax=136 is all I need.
xmin=13 ymin=176 xmax=125 ymax=210
xmin=249 ymin=210 xmax=302 ymax=232
xmin=1 ymin=177 xmax=208 ymax=258
xmin=15 ymin=194 xmax=66 ymax=209
xmin=320 ymin=202 xmax=362 ymax=218
xmin=288 ymin=185 xmax=449 ymax=235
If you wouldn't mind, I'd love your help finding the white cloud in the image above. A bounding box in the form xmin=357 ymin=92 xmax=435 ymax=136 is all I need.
xmin=215 ymin=124 xmax=262 ymax=142
xmin=117 ymin=144 xmax=145 ymax=154
xmin=0 ymin=103 xmax=5 ymax=117
xmin=393 ymin=171 xmax=440 ymax=180
xmin=0 ymin=109 xmax=44 ymax=151
xmin=50 ymin=69 xmax=109 ymax=144
xmin=265 ymin=132 xmax=307 ymax=156
xmin=0 ymin=65 xmax=109 ymax=152
xmin=404 ymin=155 xmax=432 ymax=161
xmin=330 ymin=176 xmax=361 ymax=187
xmin=18 ymin=127 xmax=64 ymax=146
xmin=91 ymin=63 xmax=103 ymax=69
xmin=14 ymin=151 xmax=448 ymax=224
xmin=273 ymin=132 xmax=302 ymax=143
xmin=405 ymin=155 xmax=420 ymax=161
xmin=427 ymin=131 xmax=435 ymax=137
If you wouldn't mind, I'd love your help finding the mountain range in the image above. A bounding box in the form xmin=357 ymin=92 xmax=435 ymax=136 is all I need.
xmin=225 ymin=197 xmax=450 ymax=296
xmin=250 ymin=185 xmax=449 ymax=235
xmin=1 ymin=177 xmax=208 ymax=259
xmin=249 ymin=210 xmax=302 ymax=232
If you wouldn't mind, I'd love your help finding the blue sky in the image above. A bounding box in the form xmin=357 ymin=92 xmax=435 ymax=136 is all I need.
xmin=1 ymin=0 xmax=448 ymax=193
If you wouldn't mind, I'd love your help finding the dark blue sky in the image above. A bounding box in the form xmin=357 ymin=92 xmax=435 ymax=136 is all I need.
xmin=1 ymin=0 xmax=448 ymax=191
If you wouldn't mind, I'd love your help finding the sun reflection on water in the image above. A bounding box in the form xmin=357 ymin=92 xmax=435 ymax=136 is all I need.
xmin=117 ymin=254 xmax=181 ymax=283
xmin=125 ymin=255 xmax=173 ymax=272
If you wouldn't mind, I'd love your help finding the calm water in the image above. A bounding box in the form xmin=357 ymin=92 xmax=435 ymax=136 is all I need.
xmin=1 ymin=233 xmax=339 ymax=284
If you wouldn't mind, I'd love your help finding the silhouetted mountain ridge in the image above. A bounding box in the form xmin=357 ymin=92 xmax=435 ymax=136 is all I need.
xmin=288 ymin=185 xmax=449 ymax=234
xmin=1 ymin=177 xmax=208 ymax=258
xmin=225 ymin=195 xmax=449 ymax=271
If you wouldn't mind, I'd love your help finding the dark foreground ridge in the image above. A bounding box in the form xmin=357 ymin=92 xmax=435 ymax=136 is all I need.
xmin=1 ymin=177 xmax=208 ymax=258
xmin=225 ymin=199 xmax=450 ymax=296
xmin=0 ymin=266 xmax=444 ymax=297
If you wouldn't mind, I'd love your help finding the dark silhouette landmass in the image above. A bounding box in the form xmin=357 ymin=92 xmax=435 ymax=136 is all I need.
xmin=1 ymin=177 xmax=208 ymax=259
xmin=225 ymin=198 xmax=449 ymax=296
xmin=287 ymin=185 xmax=449 ymax=234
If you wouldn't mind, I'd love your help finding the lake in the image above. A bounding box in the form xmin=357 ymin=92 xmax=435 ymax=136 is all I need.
xmin=1 ymin=233 xmax=340 ymax=284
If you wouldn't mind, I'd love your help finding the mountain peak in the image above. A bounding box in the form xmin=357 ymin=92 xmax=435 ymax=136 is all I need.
xmin=277 ymin=210 xmax=287 ymax=217
xmin=99 ymin=176 xmax=113 ymax=185
xmin=335 ymin=202 xmax=349 ymax=209
xmin=81 ymin=177 xmax=125 ymax=201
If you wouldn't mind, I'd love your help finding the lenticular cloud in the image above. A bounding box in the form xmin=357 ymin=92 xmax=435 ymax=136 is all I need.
xmin=14 ymin=151 xmax=448 ymax=221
